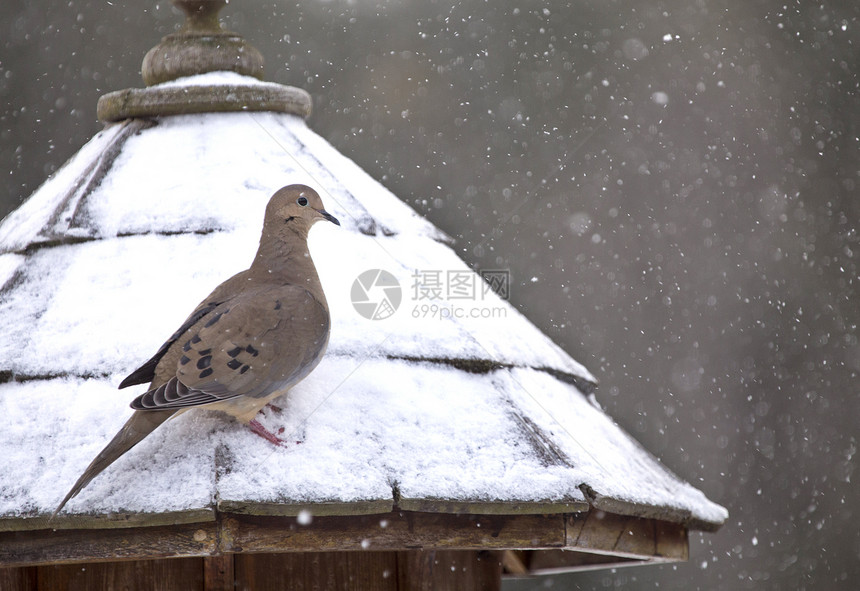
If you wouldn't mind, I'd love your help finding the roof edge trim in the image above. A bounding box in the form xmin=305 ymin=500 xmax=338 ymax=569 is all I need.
xmin=580 ymin=483 xmax=726 ymax=533
xmin=97 ymin=83 xmax=312 ymax=123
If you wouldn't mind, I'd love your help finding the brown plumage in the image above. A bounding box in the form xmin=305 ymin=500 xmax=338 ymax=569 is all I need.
xmin=53 ymin=184 xmax=339 ymax=517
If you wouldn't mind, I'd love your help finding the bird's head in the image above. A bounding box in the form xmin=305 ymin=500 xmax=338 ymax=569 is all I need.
xmin=265 ymin=184 xmax=340 ymax=234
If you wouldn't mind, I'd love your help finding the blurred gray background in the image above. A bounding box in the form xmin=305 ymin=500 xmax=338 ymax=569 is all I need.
xmin=2 ymin=1 xmax=858 ymax=589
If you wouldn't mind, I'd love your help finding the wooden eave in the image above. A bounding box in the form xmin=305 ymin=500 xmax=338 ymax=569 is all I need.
xmin=0 ymin=507 xmax=687 ymax=573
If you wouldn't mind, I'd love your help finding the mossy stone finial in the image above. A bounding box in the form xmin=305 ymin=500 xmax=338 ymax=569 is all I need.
xmin=97 ymin=0 xmax=311 ymax=122
xmin=141 ymin=0 xmax=265 ymax=86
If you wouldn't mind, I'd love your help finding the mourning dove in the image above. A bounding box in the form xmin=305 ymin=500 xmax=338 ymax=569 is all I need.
xmin=53 ymin=184 xmax=339 ymax=517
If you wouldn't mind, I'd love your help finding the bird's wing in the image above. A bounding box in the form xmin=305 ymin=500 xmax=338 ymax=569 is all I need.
xmin=130 ymin=285 xmax=329 ymax=411
xmin=118 ymin=301 xmax=221 ymax=389
xmin=118 ymin=269 xmax=253 ymax=389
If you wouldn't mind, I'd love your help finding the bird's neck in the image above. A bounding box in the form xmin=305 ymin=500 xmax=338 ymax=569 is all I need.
xmin=250 ymin=231 xmax=325 ymax=301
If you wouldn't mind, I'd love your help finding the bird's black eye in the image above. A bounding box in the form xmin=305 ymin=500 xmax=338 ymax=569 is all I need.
xmin=297 ymin=196 xmax=309 ymax=207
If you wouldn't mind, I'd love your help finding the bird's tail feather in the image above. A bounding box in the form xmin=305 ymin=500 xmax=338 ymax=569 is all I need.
xmin=52 ymin=409 xmax=174 ymax=518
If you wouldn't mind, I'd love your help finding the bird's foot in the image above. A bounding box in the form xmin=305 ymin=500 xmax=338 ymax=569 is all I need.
xmin=247 ymin=404 xmax=303 ymax=446
xmin=248 ymin=419 xmax=287 ymax=446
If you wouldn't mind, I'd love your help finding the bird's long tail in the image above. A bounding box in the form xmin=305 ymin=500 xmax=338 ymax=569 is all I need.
xmin=52 ymin=409 xmax=175 ymax=518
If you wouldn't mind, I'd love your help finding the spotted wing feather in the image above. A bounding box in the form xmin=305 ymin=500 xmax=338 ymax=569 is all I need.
xmin=119 ymin=302 xmax=221 ymax=389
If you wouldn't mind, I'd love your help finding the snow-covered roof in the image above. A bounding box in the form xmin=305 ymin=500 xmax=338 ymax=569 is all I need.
xmin=0 ymin=73 xmax=726 ymax=533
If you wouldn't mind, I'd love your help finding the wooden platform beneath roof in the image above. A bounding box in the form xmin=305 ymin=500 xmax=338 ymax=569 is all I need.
xmin=0 ymin=508 xmax=687 ymax=589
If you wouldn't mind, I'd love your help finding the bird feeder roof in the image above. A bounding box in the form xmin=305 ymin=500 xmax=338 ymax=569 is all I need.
xmin=0 ymin=72 xmax=726 ymax=542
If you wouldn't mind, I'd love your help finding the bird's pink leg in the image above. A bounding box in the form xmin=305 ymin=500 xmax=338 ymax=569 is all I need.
xmin=247 ymin=404 xmax=302 ymax=446
xmin=248 ymin=419 xmax=286 ymax=446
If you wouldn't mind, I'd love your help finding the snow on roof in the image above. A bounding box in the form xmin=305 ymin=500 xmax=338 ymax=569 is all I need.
xmin=0 ymin=74 xmax=727 ymax=531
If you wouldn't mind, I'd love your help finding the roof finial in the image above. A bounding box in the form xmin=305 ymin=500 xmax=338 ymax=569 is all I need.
xmin=141 ymin=0 xmax=265 ymax=86
xmin=96 ymin=0 xmax=311 ymax=122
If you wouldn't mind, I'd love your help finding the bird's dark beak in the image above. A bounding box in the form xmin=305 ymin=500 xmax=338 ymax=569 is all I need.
xmin=317 ymin=209 xmax=340 ymax=226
